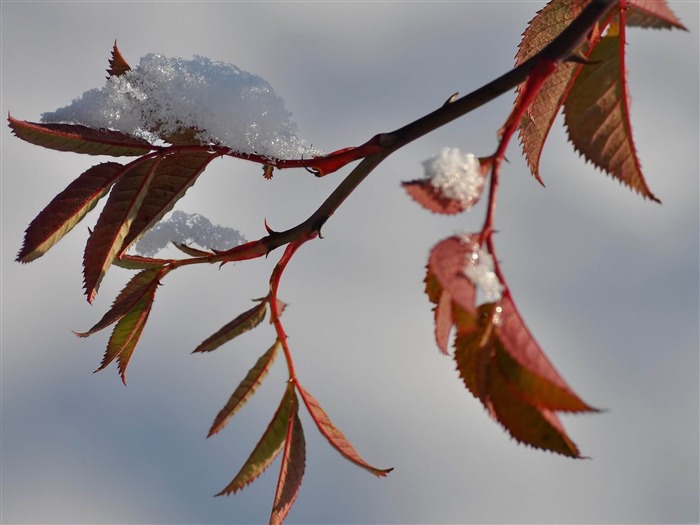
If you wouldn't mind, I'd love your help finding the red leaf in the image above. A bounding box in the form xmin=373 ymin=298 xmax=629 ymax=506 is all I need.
xmin=563 ymin=30 xmax=659 ymax=202
xmin=7 ymin=116 xmax=154 ymax=157
xmin=107 ymin=41 xmax=131 ymax=77
xmin=454 ymin=301 xmax=595 ymax=457
xmin=402 ymin=179 xmax=469 ymax=215
xmin=427 ymin=235 xmax=478 ymax=316
xmin=192 ymin=300 xmax=268 ymax=353
xmin=83 ymin=156 xmax=163 ymax=302
xmin=515 ymin=0 xmax=595 ymax=182
xmin=627 ymin=0 xmax=686 ymax=30
xmin=17 ymin=162 xmax=124 ymax=262
xmin=296 ymin=383 xmax=393 ymax=477
xmin=270 ymin=393 xmax=305 ymax=525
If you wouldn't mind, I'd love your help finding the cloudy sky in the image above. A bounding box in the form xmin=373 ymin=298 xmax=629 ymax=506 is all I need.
xmin=2 ymin=2 xmax=698 ymax=524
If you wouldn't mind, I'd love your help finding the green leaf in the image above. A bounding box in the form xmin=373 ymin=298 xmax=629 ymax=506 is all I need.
xmin=563 ymin=32 xmax=659 ymax=202
xmin=193 ymin=300 xmax=268 ymax=353
xmin=208 ymin=341 xmax=281 ymax=437
xmin=17 ymin=162 xmax=124 ymax=262
xmin=296 ymin=383 xmax=392 ymax=477
xmin=83 ymin=155 xmax=162 ymax=302
xmin=7 ymin=116 xmax=154 ymax=157
xmin=270 ymin=394 xmax=305 ymax=525
xmin=216 ymin=383 xmax=295 ymax=496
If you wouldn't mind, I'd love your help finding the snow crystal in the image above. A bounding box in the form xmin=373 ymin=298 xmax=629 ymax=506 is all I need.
xmin=41 ymin=54 xmax=322 ymax=159
xmin=133 ymin=211 xmax=245 ymax=257
xmin=459 ymin=235 xmax=504 ymax=303
xmin=422 ymin=148 xmax=483 ymax=207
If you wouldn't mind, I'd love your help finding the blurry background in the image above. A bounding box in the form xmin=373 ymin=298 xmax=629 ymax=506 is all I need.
xmin=2 ymin=2 xmax=698 ymax=523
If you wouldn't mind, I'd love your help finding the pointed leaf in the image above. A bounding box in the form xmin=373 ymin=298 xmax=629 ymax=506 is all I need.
xmin=173 ymin=242 xmax=213 ymax=258
xmin=76 ymin=266 xmax=168 ymax=337
xmin=216 ymin=384 xmax=295 ymax=496
xmin=193 ymin=300 xmax=268 ymax=353
xmin=626 ymin=0 xmax=686 ymax=30
xmin=8 ymin=116 xmax=154 ymax=156
xmin=487 ymin=370 xmax=581 ymax=457
xmin=454 ymin=301 xmax=592 ymax=457
xmin=563 ymin=34 xmax=659 ymax=201
xmin=83 ymin=156 xmax=162 ymax=302
xmin=208 ymin=341 xmax=281 ymax=437
xmin=17 ymin=162 xmax=124 ymax=262
xmin=427 ymin=235 xmax=477 ymax=316
xmin=95 ymin=288 xmax=156 ymax=384
xmin=113 ymin=254 xmax=172 ymax=270
xmin=270 ymin=394 xmax=305 ymax=525
xmin=496 ymin=296 xmax=594 ymax=412
xmin=296 ymin=383 xmax=393 ymax=477
xmin=107 ymin=41 xmax=131 ymax=77
xmin=402 ymin=180 xmax=468 ymax=215
xmin=119 ymin=151 xmax=218 ymax=253
xmin=515 ymin=0 xmax=594 ymax=181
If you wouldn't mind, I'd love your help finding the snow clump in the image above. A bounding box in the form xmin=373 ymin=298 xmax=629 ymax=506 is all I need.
xmin=459 ymin=234 xmax=504 ymax=303
xmin=41 ymin=54 xmax=322 ymax=160
xmin=422 ymin=148 xmax=483 ymax=207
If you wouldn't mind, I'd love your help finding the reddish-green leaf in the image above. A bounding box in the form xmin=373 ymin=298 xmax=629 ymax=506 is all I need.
xmin=76 ymin=266 xmax=169 ymax=337
xmin=487 ymin=370 xmax=581 ymax=457
xmin=454 ymin=301 xmax=594 ymax=457
xmin=515 ymin=0 xmax=594 ymax=182
xmin=96 ymin=288 xmax=156 ymax=384
xmin=172 ymin=243 xmax=213 ymax=258
xmin=216 ymin=384 xmax=295 ymax=496
xmin=563 ymin=31 xmax=659 ymax=202
xmin=193 ymin=300 xmax=268 ymax=353
xmin=118 ymin=151 xmax=218 ymax=253
xmin=496 ymin=296 xmax=594 ymax=412
xmin=296 ymin=383 xmax=393 ymax=477
xmin=16 ymin=162 xmax=124 ymax=262
xmin=626 ymin=0 xmax=686 ymax=30
xmin=107 ymin=41 xmax=131 ymax=77
xmin=83 ymin=156 xmax=162 ymax=302
xmin=270 ymin=394 xmax=305 ymax=525
xmin=208 ymin=341 xmax=281 ymax=437
xmin=7 ymin=116 xmax=154 ymax=157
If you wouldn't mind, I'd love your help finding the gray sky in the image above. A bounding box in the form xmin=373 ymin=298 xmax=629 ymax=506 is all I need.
xmin=2 ymin=2 xmax=698 ymax=523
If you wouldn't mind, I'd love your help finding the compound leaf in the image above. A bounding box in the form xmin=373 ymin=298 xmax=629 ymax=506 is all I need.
xmin=17 ymin=162 xmax=124 ymax=262
xmin=217 ymin=384 xmax=295 ymax=496
xmin=193 ymin=300 xmax=268 ymax=353
xmin=8 ymin=116 xmax=154 ymax=157
xmin=208 ymin=341 xmax=281 ymax=437
xmin=296 ymin=383 xmax=392 ymax=477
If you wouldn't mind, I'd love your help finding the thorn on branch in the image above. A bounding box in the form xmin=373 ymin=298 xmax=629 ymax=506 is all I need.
xmin=565 ymin=52 xmax=601 ymax=65
xmin=443 ymin=92 xmax=460 ymax=106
